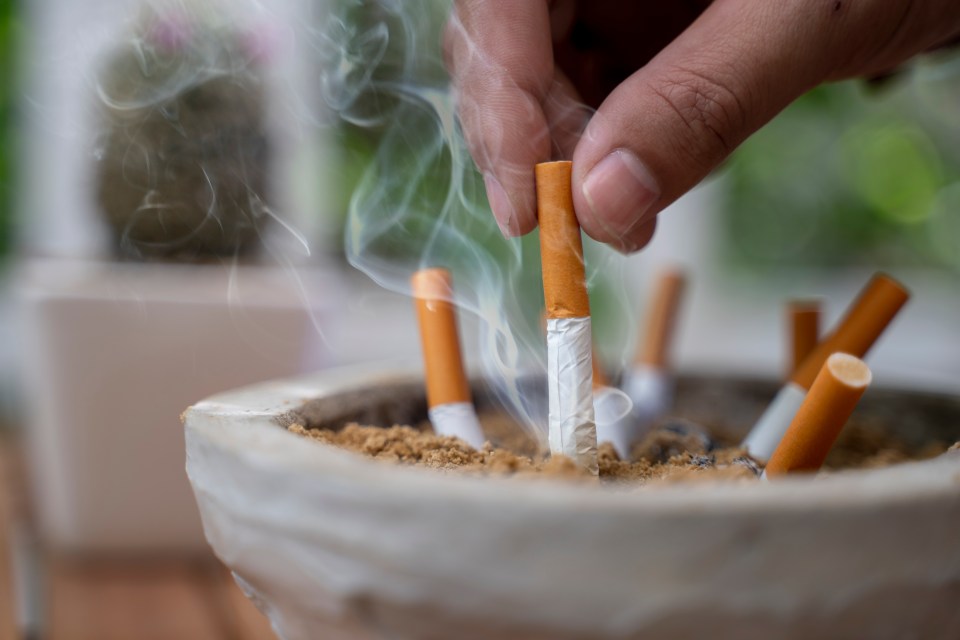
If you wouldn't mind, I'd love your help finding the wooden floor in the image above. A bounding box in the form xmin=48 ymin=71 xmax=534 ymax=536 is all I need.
xmin=0 ymin=439 xmax=276 ymax=640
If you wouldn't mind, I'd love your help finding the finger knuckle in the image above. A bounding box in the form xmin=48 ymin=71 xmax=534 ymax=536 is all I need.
xmin=441 ymin=10 xmax=467 ymax=76
xmin=650 ymin=67 xmax=746 ymax=164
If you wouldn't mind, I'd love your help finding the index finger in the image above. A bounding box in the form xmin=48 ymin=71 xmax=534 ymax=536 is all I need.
xmin=445 ymin=1 xmax=555 ymax=236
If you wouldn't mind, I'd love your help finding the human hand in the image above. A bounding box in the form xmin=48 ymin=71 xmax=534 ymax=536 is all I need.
xmin=445 ymin=0 xmax=960 ymax=251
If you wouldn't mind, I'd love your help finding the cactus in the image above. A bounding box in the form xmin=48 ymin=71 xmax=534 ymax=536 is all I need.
xmin=94 ymin=5 xmax=272 ymax=260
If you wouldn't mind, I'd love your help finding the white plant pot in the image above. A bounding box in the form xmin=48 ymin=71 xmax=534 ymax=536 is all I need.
xmin=18 ymin=259 xmax=334 ymax=553
xmin=184 ymin=365 xmax=960 ymax=640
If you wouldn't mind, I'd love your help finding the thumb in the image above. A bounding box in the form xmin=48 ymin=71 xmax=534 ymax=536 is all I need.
xmin=570 ymin=0 xmax=843 ymax=252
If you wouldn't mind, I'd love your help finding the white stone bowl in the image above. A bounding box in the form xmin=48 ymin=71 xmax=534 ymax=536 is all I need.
xmin=184 ymin=366 xmax=960 ymax=640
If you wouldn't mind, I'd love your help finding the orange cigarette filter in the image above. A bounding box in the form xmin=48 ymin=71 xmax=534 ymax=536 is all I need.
xmin=536 ymin=161 xmax=590 ymax=319
xmin=765 ymin=353 xmax=871 ymax=477
xmin=637 ymin=269 xmax=686 ymax=368
xmin=592 ymin=351 xmax=609 ymax=390
xmin=788 ymin=300 xmax=821 ymax=377
xmin=790 ymin=274 xmax=908 ymax=390
xmin=411 ymin=268 xmax=472 ymax=409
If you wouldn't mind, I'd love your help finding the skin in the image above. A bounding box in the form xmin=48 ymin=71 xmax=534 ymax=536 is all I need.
xmin=444 ymin=0 xmax=960 ymax=252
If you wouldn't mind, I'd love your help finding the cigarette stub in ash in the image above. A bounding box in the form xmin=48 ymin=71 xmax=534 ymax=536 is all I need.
xmin=764 ymin=353 xmax=871 ymax=478
xmin=589 ymin=334 xmax=638 ymax=460
xmin=789 ymin=300 xmax=821 ymax=378
xmin=592 ymin=350 xmax=609 ymax=390
xmin=411 ymin=268 xmax=486 ymax=450
xmin=594 ymin=386 xmax=636 ymax=460
xmin=592 ymin=342 xmax=636 ymax=459
xmin=622 ymin=269 xmax=686 ymax=431
xmin=744 ymin=273 xmax=908 ymax=461
xmin=536 ymin=160 xmax=598 ymax=475
xmin=637 ymin=269 xmax=686 ymax=370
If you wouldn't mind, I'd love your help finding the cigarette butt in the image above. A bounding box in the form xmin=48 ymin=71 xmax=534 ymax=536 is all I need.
xmin=765 ymin=353 xmax=871 ymax=477
xmin=412 ymin=268 xmax=472 ymax=408
xmin=536 ymin=161 xmax=590 ymax=319
xmin=637 ymin=269 xmax=686 ymax=368
xmin=788 ymin=300 xmax=821 ymax=377
xmin=537 ymin=161 xmax=598 ymax=474
xmin=790 ymin=274 xmax=908 ymax=390
xmin=745 ymin=275 xmax=907 ymax=461
xmin=592 ymin=351 xmax=609 ymax=390
xmin=623 ymin=365 xmax=673 ymax=426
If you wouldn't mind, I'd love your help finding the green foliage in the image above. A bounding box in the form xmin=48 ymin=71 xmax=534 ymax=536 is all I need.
xmin=0 ymin=0 xmax=18 ymax=262
xmin=722 ymin=58 xmax=960 ymax=272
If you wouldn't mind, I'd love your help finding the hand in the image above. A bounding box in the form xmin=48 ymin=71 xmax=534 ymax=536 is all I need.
xmin=445 ymin=0 xmax=960 ymax=252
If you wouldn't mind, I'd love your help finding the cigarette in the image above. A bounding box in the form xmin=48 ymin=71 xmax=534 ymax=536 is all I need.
xmin=788 ymin=300 xmax=820 ymax=378
xmin=545 ymin=310 xmax=623 ymax=459
xmin=592 ymin=350 xmax=609 ymax=390
xmin=541 ymin=309 xmax=607 ymax=390
xmin=623 ymin=269 xmax=686 ymax=429
xmin=411 ymin=268 xmax=486 ymax=449
xmin=591 ymin=337 xmax=640 ymax=459
xmin=744 ymin=273 xmax=908 ymax=461
xmin=791 ymin=274 xmax=907 ymax=389
xmin=764 ymin=353 xmax=871 ymax=478
xmin=637 ymin=269 xmax=686 ymax=369
xmin=594 ymin=387 xmax=636 ymax=459
xmin=537 ymin=160 xmax=598 ymax=475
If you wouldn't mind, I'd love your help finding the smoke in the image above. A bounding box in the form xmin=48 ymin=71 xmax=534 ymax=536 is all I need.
xmin=317 ymin=0 xmax=633 ymax=438
xmin=91 ymin=0 xmax=302 ymax=262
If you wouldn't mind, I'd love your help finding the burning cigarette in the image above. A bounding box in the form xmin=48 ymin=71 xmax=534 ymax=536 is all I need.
xmin=412 ymin=268 xmax=486 ymax=449
xmin=788 ymin=300 xmax=821 ymax=378
xmin=541 ymin=310 xmax=607 ymax=390
xmin=537 ymin=160 xmax=598 ymax=475
xmin=563 ymin=330 xmax=634 ymax=461
xmin=744 ymin=273 xmax=908 ymax=461
xmin=623 ymin=268 xmax=686 ymax=428
xmin=764 ymin=353 xmax=871 ymax=478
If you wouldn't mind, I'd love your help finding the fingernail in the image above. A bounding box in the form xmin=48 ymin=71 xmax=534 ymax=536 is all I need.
xmin=581 ymin=149 xmax=660 ymax=238
xmin=484 ymin=173 xmax=518 ymax=237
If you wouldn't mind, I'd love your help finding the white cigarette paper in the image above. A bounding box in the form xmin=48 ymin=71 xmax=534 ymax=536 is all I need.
xmin=623 ymin=364 xmax=673 ymax=428
xmin=547 ymin=317 xmax=598 ymax=475
xmin=428 ymin=402 xmax=486 ymax=450
xmin=742 ymin=382 xmax=807 ymax=461
xmin=595 ymin=365 xmax=672 ymax=459
xmin=594 ymin=386 xmax=636 ymax=460
xmin=745 ymin=273 xmax=909 ymax=461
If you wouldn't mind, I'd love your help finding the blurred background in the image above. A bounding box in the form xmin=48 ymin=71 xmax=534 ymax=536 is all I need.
xmin=0 ymin=0 xmax=959 ymax=637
